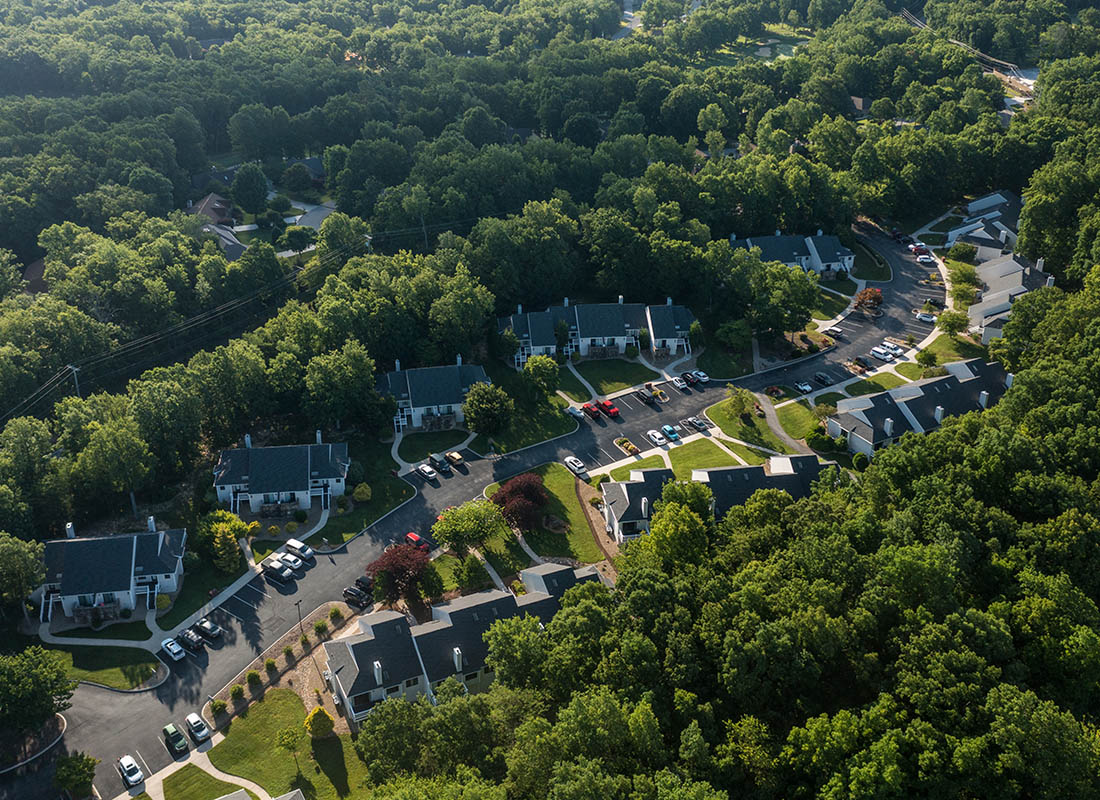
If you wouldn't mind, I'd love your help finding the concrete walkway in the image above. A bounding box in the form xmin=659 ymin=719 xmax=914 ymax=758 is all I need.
xmin=752 ymin=392 xmax=813 ymax=454
xmin=708 ymin=436 xmax=750 ymax=465
xmin=515 ymin=534 xmax=544 ymax=564
xmin=470 ymin=548 xmax=507 ymax=590
xmin=109 ymin=736 xmax=272 ymax=800
xmin=565 ymin=362 xmax=599 ymax=399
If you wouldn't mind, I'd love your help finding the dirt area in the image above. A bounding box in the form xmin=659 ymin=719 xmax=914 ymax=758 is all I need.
xmin=575 ymin=479 xmax=618 ymax=583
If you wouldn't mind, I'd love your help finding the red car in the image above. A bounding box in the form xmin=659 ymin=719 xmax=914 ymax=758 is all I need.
xmin=913 ymin=246 xmax=930 ymax=256
xmin=404 ymin=532 xmax=429 ymax=551
xmin=597 ymin=400 xmax=620 ymax=418
xmin=581 ymin=403 xmax=601 ymax=420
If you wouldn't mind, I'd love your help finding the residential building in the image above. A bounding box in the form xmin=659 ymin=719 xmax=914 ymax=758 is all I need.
xmin=965 ymin=253 xmax=1054 ymax=344
xmin=945 ymin=190 xmax=1022 ymax=251
xmin=497 ymin=297 xmax=695 ymax=367
xmin=200 ymin=222 xmax=246 ymax=261
xmin=34 ymin=518 xmax=187 ymax=623
xmin=600 ymin=456 xmax=828 ymax=542
xmin=732 ymin=230 xmax=855 ymax=274
xmin=323 ymin=564 xmax=599 ymax=726
xmin=376 ymin=357 xmax=490 ymax=432
xmin=827 ymin=359 xmax=1011 ymax=457
xmin=188 ymin=192 xmax=234 ymax=225
xmin=213 ymin=432 xmax=349 ymax=513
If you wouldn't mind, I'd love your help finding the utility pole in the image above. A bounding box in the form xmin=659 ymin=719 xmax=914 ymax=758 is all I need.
xmin=295 ymin=598 xmax=304 ymax=635
xmin=67 ymin=364 xmax=82 ymax=399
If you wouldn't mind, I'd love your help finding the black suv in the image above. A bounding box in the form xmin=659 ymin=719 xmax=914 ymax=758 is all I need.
xmin=342 ymin=586 xmax=369 ymax=609
xmin=354 ymin=575 xmax=374 ymax=594
xmin=193 ymin=618 xmax=223 ymax=640
xmin=177 ymin=629 xmax=204 ymax=653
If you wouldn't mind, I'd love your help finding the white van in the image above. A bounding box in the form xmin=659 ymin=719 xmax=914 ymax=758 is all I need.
xmin=285 ymin=538 xmax=315 ymax=561
xmin=870 ymin=346 xmax=894 ymax=362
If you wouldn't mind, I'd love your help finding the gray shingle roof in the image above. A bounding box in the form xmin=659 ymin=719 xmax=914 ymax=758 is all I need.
xmin=745 ymin=235 xmax=810 ymax=264
xmin=329 ymin=611 xmax=422 ymax=696
xmin=214 ymin=443 xmax=349 ymax=493
xmin=575 ymin=303 xmax=647 ymax=339
xmin=646 ymin=304 xmax=695 ymax=341
xmin=602 ymin=468 xmax=675 ymax=526
xmin=377 ymin=365 xmax=489 ymax=409
xmin=43 ymin=529 xmax=187 ymax=597
xmin=701 ymin=455 xmax=825 ymax=517
xmin=810 ymin=235 xmax=853 ymax=264
xmin=832 ymin=389 xmax=915 ymax=446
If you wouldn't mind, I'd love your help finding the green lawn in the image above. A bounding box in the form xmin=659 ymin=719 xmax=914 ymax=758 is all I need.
xmin=472 ymin=361 xmax=576 ymax=454
xmin=163 ymin=764 xmax=258 ymax=800
xmin=668 ymin=439 xmax=738 ymax=480
xmin=609 ymin=454 xmax=666 ymax=482
xmin=724 ymin=441 xmax=768 ymax=465
xmin=250 ymin=539 xmax=280 ymax=561
xmin=820 ymin=276 xmax=857 ymax=296
xmin=558 ymin=368 xmax=591 ymax=403
xmin=695 ymin=334 xmax=753 ymax=379
xmin=814 ymin=391 xmax=848 ymax=405
xmin=812 ymin=287 xmax=851 ymax=321
xmin=767 ymin=385 xmax=798 ymax=405
xmin=573 ymin=359 xmax=659 ymax=395
xmin=480 ymin=528 xmax=533 ymax=580
xmin=930 ymin=215 xmax=963 ymax=232
xmin=209 ymin=689 xmax=369 ymax=800
xmin=397 ymin=430 xmax=468 ymax=463
xmin=55 ymin=620 xmax=151 ymax=641
xmin=924 ymin=334 xmax=988 ymax=364
xmin=307 ymin=432 xmax=414 ymax=548
xmin=158 ymin=559 xmax=250 ymax=630
xmin=853 ymin=243 xmax=891 ymax=281
xmin=895 ymin=362 xmax=925 ymax=380
xmin=845 ymin=373 xmax=907 ymax=396
xmin=430 ymin=554 xmax=492 ymax=593
xmin=50 ymin=644 xmax=159 ymax=690
xmin=921 ymin=232 xmax=947 ymax=246
xmin=706 ymin=400 xmax=791 ymax=453
xmin=777 ymin=400 xmax=820 ymax=440
xmin=519 ymin=463 xmax=602 ymax=563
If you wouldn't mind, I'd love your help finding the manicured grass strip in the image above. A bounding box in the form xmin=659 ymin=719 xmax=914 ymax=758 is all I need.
xmin=668 ymin=438 xmax=738 ymax=480
xmin=250 ymin=539 xmax=280 ymax=562
xmin=853 ymin=243 xmax=891 ymax=281
xmin=820 ymin=276 xmax=857 ymax=296
xmin=814 ymin=391 xmax=847 ymax=405
xmin=480 ymin=530 xmax=533 ymax=580
xmin=920 ymin=232 xmax=946 ymax=246
xmin=430 ymin=554 xmax=491 ymax=593
xmin=209 ymin=689 xmax=369 ymax=800
xmin=767 ymin=385 xmax=798 ymax=405
xmin=397 ymin=430 xmax=468 ymax=463
xmin=476 ymin=361 xmax=576 ymax=454
xmin=845 ymin=373 xmax=907 ymax=396
xmin=520 ymin=463 xmax=602 ymax=564
xmin=573 ymin=358 xmax=659 ymax=395
xmin=706 ymin=400 xmax=791 ymax=453
xmin=811 ymin=287 xmax=851 ymax=321
xmin=776 ymin=400 xmax=819 ymax=440
xmin=54 ymin=620 xmax=151 ymax=641
xmin=924 ymin=334 xmax=988 ymax=364
xmin=930 ymin=215 xmax=963 ymax=232
xmin=558 ymin=368 xmax=591 ymax=402
xmin=695 ymin=331 xmax=752 ymax=379
xmin=895 ymin=362 xmax=924 ymax=380
xmin=609 ymin=454 xmax=666 ymax=482
xmin=163 ymin=764 xmax=258 ymax=800
xmin=724 ymin=441 xmax=768 ymax=465
xmin=49 ymin=644 xmax=159 ymax=690
xmin=158 ymin=559 xmax=250 ymax=630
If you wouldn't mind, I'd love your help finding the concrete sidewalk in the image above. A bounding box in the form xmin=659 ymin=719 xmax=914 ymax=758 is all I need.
xmin=108 ymin=735 xmax=272 ymax=800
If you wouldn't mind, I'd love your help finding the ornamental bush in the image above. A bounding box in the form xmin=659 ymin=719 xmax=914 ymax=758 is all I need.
xmin=354 ymin=482 xmax=372 ymax=503
xmin=313 ymin=619 xmax=328 ymax=636
xmin=230 ymin=684 xmax=244 ymax=701
xmin=247 ymin=669 xmax=261 ymax=685
xmin=265 ymin=658 xmax=277 ymax=672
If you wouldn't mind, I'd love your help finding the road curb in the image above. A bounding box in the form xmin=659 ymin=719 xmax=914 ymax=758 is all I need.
xmin=466 ymin=417 xmax=580 ymax=461
xmin=0 ymin=714 xmax=67 ymax=774
xmin=713 ymin=343 xmax=837 ymax=383
xmin=310 ymin=478 xmax=418 ymax=554
xmin=77 ymin=653 xmax=171 ymax=694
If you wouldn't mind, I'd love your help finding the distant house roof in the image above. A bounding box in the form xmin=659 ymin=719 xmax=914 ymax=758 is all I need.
xmin=377 ymin=364 xmax=489 ymax=409
xmin=810 ymin=235 xmax=854 ymax=264
xmin=285 ymin=157 xmax=324 ymax=178
xmin=602 ymin=468 xmax=675 ymax=525
xmin=294 ymin=204 xmax=335 ymax=231
xmin=498 ymin=301 xmax=695 ymax=347
xmin=744 ymin=234 xmax=810 ymax=264
xmin=213 ymin=443 xmax=350 ymax=493
xmin=190 ymin=167 xmax=239 ymax=192
xmin=190 ymin=193 xmax=234 ymax=224
xmin=201 ymin=223 xmax=246 ymax=261
xmin=43 ymin=529 xmax=187 ymax=597
xmin=647 ymin=303 xmax=695 ymax=342
xmin=22 ymin=257 xmax=46 ymax=294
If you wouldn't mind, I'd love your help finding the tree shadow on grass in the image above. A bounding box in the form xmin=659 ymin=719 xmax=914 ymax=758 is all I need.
xmin=311 ymin=736 xmax=350 ymax=797
xmin=290 ymin=770 xmax=317 ymax=799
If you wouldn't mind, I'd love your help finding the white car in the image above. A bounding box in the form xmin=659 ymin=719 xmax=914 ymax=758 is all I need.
xmin=646 ymin=429 xmax=667 ymax=446
xmin=917 ymin=254 xmax=935 ymax=264
xmin=692 ymin=370 xmax=710 ymax=383
xmin=915 ymin=311 xmax=936 ymax=323
xmin=794 ymin=381 xmax=814 ymax=393
xmin=118 ymin=755 xmax=144 ymax=786
xmin=161 ymin=638 xmax=185 ymax=661
xmin=417 ymin=463 xmax=437 ymax=480
xmin=278 ymin=552 xmax=304 ymax=571
xmin=870 ymin=346 xmax=895 ymax=361
xmin=671 ymin=377 xmax=688 ymax=391
xmin=563 ymin=456 xmax=586 ymax=475
xmin=185 ymin=712 xmax=211 ymax=742
xmin=880 ymin=341 xmax=904 ymax=356
xmin=565 ymin=406 xmax=584 ymax=420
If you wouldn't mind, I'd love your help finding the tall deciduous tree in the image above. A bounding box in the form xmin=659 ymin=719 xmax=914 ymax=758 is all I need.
xmin=231 ymin=163 xmax=269 ymax=215
xmin=305 ymin=339 xmax=391 ymax=428
xmin=936 ymin=310 xmax=970 ymax=339
xmin=0 ymin=647 xmax=74 ymax=736
xmin=523 ymin=355 xmax=559 ymax=396
xmin=367 ymin=544 xmax=430 ymax=604
xmin=0 ymin=532 xmax=44 ymax=619
xmin=432 ymin=500 xmax=508 ymax=559
xmin=54 ymin=752 xmax=99 ymax=797
xmin=71 ymin=417 xmax=153 ymax=516
xmin=462 ymin=382 xmax=515 ymax=439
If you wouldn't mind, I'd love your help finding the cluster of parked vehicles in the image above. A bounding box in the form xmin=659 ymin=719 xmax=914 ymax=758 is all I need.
xmin=416 ymin=450 xmax=464 ymax=480
xmin=869 ymin=340 xmax=906 ymax=362
xmin=117 ymin=713 xmax=212 ymax=787
xmin=260 ymin=537 xmax=315 ymax=584
xmin=160 ymin=615 xmax=223 ymax=660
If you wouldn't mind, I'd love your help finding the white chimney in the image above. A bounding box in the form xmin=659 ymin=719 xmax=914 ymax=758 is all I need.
xmin=1046 ymin=275 xmax=1055 ymax=287
xmin=641 ymin=497 xmax=649 ymax=518
xmin=775 ymin=229 xmax=781 ymax=236
xmin=456 ymin=354 xmax=462 ymax=366
xmin=934 ymin=405 xmax=944 ymax=423
xmin=65 ymin=522 xmax=76 ymax=539
xmin=1036 ymin=257 xmax=1045 ymax=271
xmin=373 ymin=660 xmax=383 ymax=685
xmin=618 ymin=295 xmax=623 ymax=304
xmin=517 ymin=303 xmax=522 ymax=314
xmin=729 ymin=232 xmax=737 ymax=242
xmin=147 ymin=515 xmax=156 ymax=532
xmin=394 ymin=358 xmax=401 ymax=372
xmin=244 ymin=433 xmax=252 ymax=448
xmin=1006 ymin=372 xmax=1014 ymax=388
xmin=452 ymin=647 xmax=462 ymax=672
xmin=979 ymin=390 xmax=989 ymax=408
xmin=564 ymin=297 xmax=569 ymax=307
xmin=316 ymin=429 xmax=322 ymax=444
xmin=816 ymin=228 xmax=823 ymax=236
xmin=666 ymin=296 xmax=672 ymax=306
xmin=883 ymin=418 xmax=894 ymax=437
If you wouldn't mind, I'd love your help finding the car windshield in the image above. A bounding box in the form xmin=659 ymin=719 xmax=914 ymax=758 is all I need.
xmin=123 ymin=761 xmax=139 ymax=775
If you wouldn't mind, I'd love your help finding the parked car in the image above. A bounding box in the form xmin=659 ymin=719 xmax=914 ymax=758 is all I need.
xmin=581 ymin=403 xmax=601 ymax=419
xmin=880 ymin=341 xmax=904 ymax=356
xmin=177 ymin=628 xmax=204 ymax=652
xmin=444 ymin=451 xmax=465 ymax=467
xmin=428 ymin=452 xmax=451 ymax=473
xmin=671 ymin=377 xmax=688 ymax=391
xmin=278 ymin=552 xmax=304 ymax=572
xmin=813 ymin=372 xmax=832 ymax=385
xmin=913 ymin=247 xmax=931 ymax=257
xmin=915 ymin=312 xmax=936 ymax=323
xmin=680 ymin=371 xmax=699 ymax=385
xmin=907 ymin=242 xmax=927 ymax=252
xmin=795 ymin=381 xmax=814 ymax=393
xmin=163 ymin=723 xmax=188 ymax=755
xmin=635 ymin=388 xmax=656 ymax=404
xmin=194 ymin=617 xmax=223 ymax=640
xmin=354 ymin=575 xmax=374 ymax=594
xmin=917 ymin=254 xmax=935 ymax=264
xmin=185 ymin=712 xmax=210 ymax=742
xmin=646 ymin=429 xmax=667 ymax=446
xmin=853 ymin=356 xmax=873 ymax=369
xmin=688 ymin=416 xmax=708 ymax=431
xmin=661 ymin=424 xmax=680 ymax=441
xmin=118 ymin=755 xmax=144 ymax=787
xmin=899 ymin=235 xmax=914 ymax=245
xmin=405 ymin=532 xmax=430 ymax=551
xmin=342 ymin=586 xmax=369 ymax=609
xmin=565 ymin=405 xmax=585 ymax=420
xmin=285 ymin=538 xmax=314 ymax=561
xmin=692 ymin=370 xmax=710 ymax=383
xmin=161 ymin=638 xmax=185 ymax=661
xmin=870 ymin=346 xmax=895 ymax=361
xmin=823 ymin=326 xmax=844 ymax=338
xmin=926 ymin=297 xmax=946 ymax=309
xmin=597 ymin=400 xmax=620 ymax=418
xmin=563 ymin=456 xmax=586 ymax=475
xmin=416 ymin=463 xmax=438 ymax=480
xmin=261 ymin=556 xmax=293 ymax=583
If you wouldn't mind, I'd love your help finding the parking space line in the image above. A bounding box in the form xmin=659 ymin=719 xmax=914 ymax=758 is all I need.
xmin=217 ymin=605 xmax=248 ymax=623
xmin=226 ymin=593 xmax=260 ymax=610
xmin=599 ymin=447 xmax=616 ymax=461
xmin=135 ymin=750 xmax=151 ymax=777
xmin=618 ymin=396 xmax=635 ymax=409
xmin=239 ymin=582 xmax=268 ymax=597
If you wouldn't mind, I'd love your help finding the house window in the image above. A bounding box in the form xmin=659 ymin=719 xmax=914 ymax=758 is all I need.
xmin=405 ymin=677 xmax=418 ymax=688
xmin=464 ymin=672 xmax=478 ymax=682
xmin=386 ymin=685 xmax=399 ymax=695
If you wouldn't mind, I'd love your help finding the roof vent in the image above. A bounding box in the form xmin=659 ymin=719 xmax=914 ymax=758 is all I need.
xmin=618 ymin=295 xmax=624 ymax=304
xmin=395 ymin=358 xmax=401 ymax=372
xmin=316 ymin=429 xmax=322 ymax=444
xmin=244 ymin=433 xmax=252 ymax=448
xmin=453 ymin=647 xmax=463 ymax=672
xmin=641 ymin=497 xmax=649 ymax=518
xmin=147 ymin=515 xmax=156 ymax=532
xmin=65 ymin=522 xmax=76 ymax=539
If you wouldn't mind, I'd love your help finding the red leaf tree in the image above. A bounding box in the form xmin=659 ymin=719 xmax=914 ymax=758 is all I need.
xmin=491 ymin=473 xmax=548 ymax=531
xmin=366 ymin=544 xmax=429 ymax=603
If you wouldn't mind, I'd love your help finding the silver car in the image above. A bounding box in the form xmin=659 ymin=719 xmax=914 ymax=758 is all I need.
xmin=563 ymin=456 xmax=586 ymax=475
xmin=185 ymin=712 xmax=211 ymax=742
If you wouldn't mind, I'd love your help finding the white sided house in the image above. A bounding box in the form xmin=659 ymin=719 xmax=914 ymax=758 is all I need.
xmin=945 ymin=190 xmax=1022 ymax=252
xmin=733 ymin=230 xmax=855 ymax=275
xmin=965 ymin=253 xmax=1054 ymax=344
xmin=34 ymin=518 xmax=186 ymax=624
xmin=376 ymin=357 xmax=490 ymax=433
xmin=214 ymin=432 xmax=349 ymax=514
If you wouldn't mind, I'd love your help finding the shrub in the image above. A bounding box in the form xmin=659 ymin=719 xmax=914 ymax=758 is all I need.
xmin=246 ymin=669 xmax=261 ymax=685
xmin=329 ymin=606 xmax=344 ymax=623
xmin=353 ymin=483 xmax=372 ymax=503
xmin=155 ymin=594 xmax=170 ymax=611
xmin=265 ymin=658 xmax=277 ymax=673
xmin=300 ymin=633 xmax=310 ymax=648
xmin=293 ymin=509 xmax=308 ymax=523
xmin=853 ymin=452 xmax=869 ymax=471
xmin=638 ymin=327 xmax=651 ymax=350
xmin=336 ymin=495 xmax=348 ymax=510
xmin=269 ymin=193 xmax=292 ymax=212
xmin=283 ymin=645 xmax=295 ymax=661
xmin=347 ymin=461 xmax=366 ymax=484
xmin=247 ymin=521 xmax=261 ymax=538
xmin=120 ymin=608 xmax=132 ymax=619
xmin=313 ymin=619 xmax=328 ymax=637
xmin=267 ymin=524 xmax=280 ymax=536
xmin=211 ymin=699 xmax=227 ymax=715
xmin=834 ymin=435 xmax=847 ymax=450
xmin=947 ymin=241 xmax=977 ymax=263
xmin=624 ymin=344 xmax=639 ymax=358
xmin=806 ymin=430 xmax=833 ymax=451
xmin=807 ymin=342 xmax=819 ymax=353
xmin=305 ymin=706 xmax=335 ymax=739
xmin=285 ymin=521 xmax=298 ymax=533
xmin=230 ymin=684 xmax=245 ymax=701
